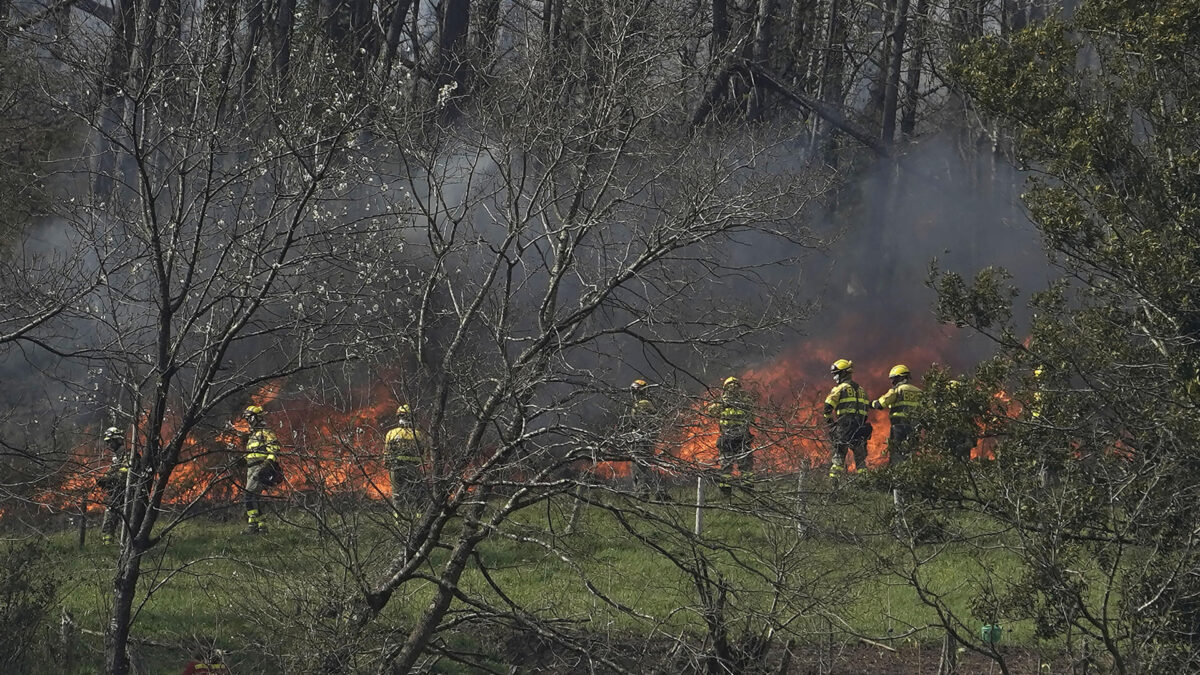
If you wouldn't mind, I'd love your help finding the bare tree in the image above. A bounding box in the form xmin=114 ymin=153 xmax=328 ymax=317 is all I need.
xmin=7 ymin=5 xmax=420 ymax=671
xmin=196 ymin=2 xmax=837 ymax=671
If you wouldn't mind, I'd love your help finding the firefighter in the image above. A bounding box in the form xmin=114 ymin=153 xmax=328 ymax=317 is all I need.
xmin=385 ymin=404 xmax=427 ymax=520
xmin=242 ymin=405 xmax=280 ymax=535
xmin=626 ymin=379 xmax=664 ymax=499
xmin=97 ymin=427 xmax=129 ymax=545
xmin=872 ymin=364 xmax=922 ymax=466
xmin=824 ymin=359 xmax=871 ymax=477
xmin=712 ymin=376 xmax=755 ymax=497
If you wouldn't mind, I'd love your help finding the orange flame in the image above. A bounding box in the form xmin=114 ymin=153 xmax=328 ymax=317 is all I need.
xmin=37 ymin=319 xmax=1015 ymax=515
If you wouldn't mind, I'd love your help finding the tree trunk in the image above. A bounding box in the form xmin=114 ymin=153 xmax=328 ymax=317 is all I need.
xmin=880 ymin=0 xmax=910 ymax=144
xmin=937 ymin=629 xmax=958 ymax=674
xmin=380 ymin=0 xmax=414 ymax=77
xmin=104 ymin=543 xmax=144 ymax=674
xmin=747 ymin=0 xmax=776 ymax=121
xmin=350 ymin=0 xmax=378 ymax=68
xmin=388 ymin=512 xmax=486 ymax=672
xmin=240 ymin=0 xmax=265 ymax=103
xmin=436 ymin=0 xmax=470 ymax=91
xmin=273 ymin=0 xmax=297 ymax=85
xmin=712 ymin=0 xmax=730 ymax=60
xmin=789 ymin=0 xmax=816 ymax=86
xmin=755 ymin=65 xmax=888 ymax=157
xmin=811 ymin=0 xmax=844 ymax=162
xmin=94 ymin=0 xmax=138 ymax=197
xmin=868 ymin=0 xmax=894 ymax=127
xmin=899 ymin=0 xmax=928 ymax=137
xmin=542 ymin=0 xmax=563 ymax=44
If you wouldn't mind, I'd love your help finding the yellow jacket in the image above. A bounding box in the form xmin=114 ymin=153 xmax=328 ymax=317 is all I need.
xmin=246 ymin=428 xmax=280 ymax=463
xmin=385 ymin=426 xmax=426 ymax=463
xmin=824 ymin=381 xmax=869 ymax=422
xmin=874 ymin=383 xmax=922 ymax=422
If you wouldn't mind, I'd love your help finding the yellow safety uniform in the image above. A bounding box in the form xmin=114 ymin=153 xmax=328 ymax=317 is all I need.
xmin=824 ymin=381 xmax=871 ymax=474
xmin=386 ymin=425 xmax=427 ymax=515
xmin=875 ymin=383 xmax=922 ymax=465
xmin=244 ymin=427 xmax=280 ymax=532
xmin=99 ymin=452 xmax=130 ymax=544
xmin=715 ymin=390 xmax=755 ymax=493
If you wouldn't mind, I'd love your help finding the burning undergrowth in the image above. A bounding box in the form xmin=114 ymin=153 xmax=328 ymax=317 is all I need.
xmin=31 ymin=314 xmax=1013 ymax=517
xmin=39 ymin=380 xmax=403 ymax=515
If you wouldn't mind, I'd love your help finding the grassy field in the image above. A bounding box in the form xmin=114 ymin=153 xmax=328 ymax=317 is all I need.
xmin=24 ymin=481 xmax=1068 ymax=673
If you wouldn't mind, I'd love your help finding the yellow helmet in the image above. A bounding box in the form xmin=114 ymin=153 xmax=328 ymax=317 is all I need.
xmin=830 ymin=359 xmax=853 ymax=375
xmin=630 ymin=379 xmax=648 ymax=391
xmin=244 ymin=405 xmax=264 ymax=417
xmin=888 ymin=364 xmax=911 ymax=379
xmin=722 ymin=376 xmax=740 ymax=388
xmin=396 ymin=404 xmax=411 ymax=417
xmin=1033 ymin=366 xmax=1045 ymax=378
xmin=102 ymin=427 xmax=123 ymax=443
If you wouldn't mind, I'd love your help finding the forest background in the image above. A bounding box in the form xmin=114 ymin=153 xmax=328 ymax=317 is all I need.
xmin=2 ymin=0 xmax=1198 ymax=673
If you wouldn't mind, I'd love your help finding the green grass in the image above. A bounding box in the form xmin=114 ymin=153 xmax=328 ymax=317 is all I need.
xmin=30 ymin=484 xmax=1071 ymax=672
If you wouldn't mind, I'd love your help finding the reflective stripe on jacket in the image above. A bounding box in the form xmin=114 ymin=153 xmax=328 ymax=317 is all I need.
xmin=246 ymin=428 xmax=280 ymax=463
xmin=876 ymin=383 xmax=922 ymax=422
xmin=717 ymin=392 xmax=752 ymax=430
xmin=824 ymin=381 xmax=869 ymax=422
